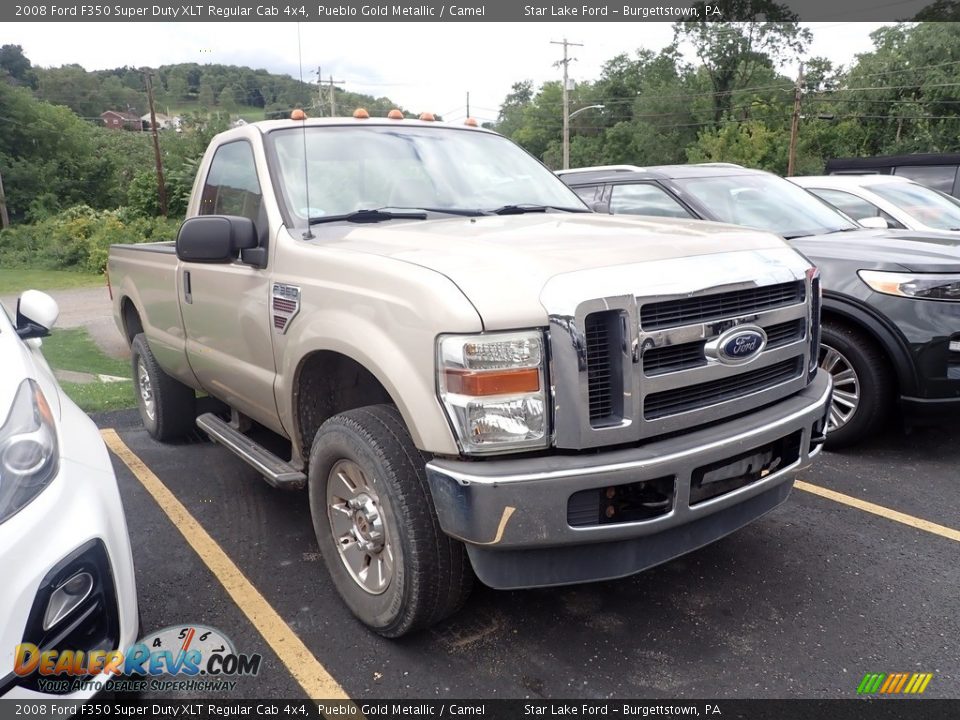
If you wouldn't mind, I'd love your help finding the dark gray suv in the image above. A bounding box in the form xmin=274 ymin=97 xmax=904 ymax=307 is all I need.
xmin=559 ymin=163 xmax=960 ymax=449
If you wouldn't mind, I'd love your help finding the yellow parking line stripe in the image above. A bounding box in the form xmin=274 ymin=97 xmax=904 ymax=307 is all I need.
xmin=795 ymin=480 xmax=960 ymax=543
xmin=101 ymin=429 xmax=353 ymax=702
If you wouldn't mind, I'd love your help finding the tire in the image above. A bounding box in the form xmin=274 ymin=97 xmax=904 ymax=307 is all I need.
xmin=818 ymin=322 xmax=893 ymax=450
xmin=130 ymin=333 xmax=196 ymax=442
xmin=308 ymin=404 xmax=473 ymax=637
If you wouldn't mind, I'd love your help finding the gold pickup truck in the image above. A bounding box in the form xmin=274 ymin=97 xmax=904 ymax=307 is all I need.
xmin=108 ymin=115 xmax=831 ymax=636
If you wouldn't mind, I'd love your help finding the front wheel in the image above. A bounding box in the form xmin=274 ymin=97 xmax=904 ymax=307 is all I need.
xmin=818 ymin=322 xmax=893 ymax=450
xmin=308 ymin=405 xmax=473 ymax=637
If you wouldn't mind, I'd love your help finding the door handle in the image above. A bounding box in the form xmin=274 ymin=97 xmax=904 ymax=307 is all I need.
xmin=183 ymin=270 xmax=193 ymax=304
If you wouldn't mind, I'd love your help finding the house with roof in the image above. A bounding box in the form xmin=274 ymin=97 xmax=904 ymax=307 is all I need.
xmin=100 ymin=110 xmax=142 ymax=130
xmin=140 ymin=112 xmax=183 ymax=130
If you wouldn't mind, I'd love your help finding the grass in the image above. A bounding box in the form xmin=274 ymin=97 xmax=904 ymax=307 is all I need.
xmin=41 ymin=327 xmax=135 ymax=413
xmin=0 ymin=268 xmax=104 ymax=294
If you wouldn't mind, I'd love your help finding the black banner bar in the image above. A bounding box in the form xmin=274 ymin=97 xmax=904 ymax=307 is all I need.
xmin=0 ymin=699 xmax=957 ymax=720
xmin=0 ymin=0 xmax=950 ymax=23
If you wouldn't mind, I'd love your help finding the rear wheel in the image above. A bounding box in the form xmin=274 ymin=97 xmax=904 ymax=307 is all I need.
xmin=308 ymin=404 xmax=473 ymax=637
xmin=819 ymin=322 xmax=893 ymax=449
xmin=131 ymin=334 xmax=196 ymax=442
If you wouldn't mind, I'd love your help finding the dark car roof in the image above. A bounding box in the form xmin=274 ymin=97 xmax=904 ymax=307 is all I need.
xmin=825 ymin=153 xmax=960 ymax=172
xmin=561 ymin=164 xmax=766 ymax=186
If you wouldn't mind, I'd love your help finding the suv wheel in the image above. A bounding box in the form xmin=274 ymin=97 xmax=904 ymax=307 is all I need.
xmin=819 ymin=322 xmax=892 ymax=449
xmin=308 ymin=404 xmax=473 ymax=637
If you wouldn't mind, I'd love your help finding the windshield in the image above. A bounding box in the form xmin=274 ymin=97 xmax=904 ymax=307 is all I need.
xmin=672 ymin=173 xmax=858 ymax=238
xmin=267 ymin=125 xmax=587 ymax=222
xmin=868 ymin=182 xmax=960 ymax=231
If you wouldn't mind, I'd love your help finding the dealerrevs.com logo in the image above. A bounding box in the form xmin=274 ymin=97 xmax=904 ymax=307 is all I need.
xmin=857 ymin=672 xmax=934 ymax=695
xmin=14 ymin=624 xmax=262 ymax=694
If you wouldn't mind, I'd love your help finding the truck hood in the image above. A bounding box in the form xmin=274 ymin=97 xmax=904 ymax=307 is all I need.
xmin=790 ymin=228 xmax=960 ymax=273
xmin=308 ymin=213 xmax=792 ymax=328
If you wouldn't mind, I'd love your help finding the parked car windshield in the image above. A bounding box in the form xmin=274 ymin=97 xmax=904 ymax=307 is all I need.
xmin=672 ymin=173 xmax=858 ymax=238
xmin=868 ymin=181 xmax=960 ymax=231
xmin=267 ymin=125 xmax=587 ymax=221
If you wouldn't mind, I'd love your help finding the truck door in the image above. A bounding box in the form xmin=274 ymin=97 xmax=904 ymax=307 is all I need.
xmin=178 ymin=140 xmax=278 ymax=424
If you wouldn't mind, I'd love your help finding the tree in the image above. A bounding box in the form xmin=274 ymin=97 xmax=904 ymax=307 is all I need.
xmin=674 ymin=4 xmax=811 ymax=123
xmin=495 ymin=81 xmax=534 ymax=138
xmin=0 ymin=44 xmax=35 ymax=87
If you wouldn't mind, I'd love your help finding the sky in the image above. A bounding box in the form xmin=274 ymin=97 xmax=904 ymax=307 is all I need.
xmin=4 ymin=22 xmax=889 ymax=123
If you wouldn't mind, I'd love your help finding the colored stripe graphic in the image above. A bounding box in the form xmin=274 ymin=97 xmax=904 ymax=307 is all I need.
xmin=858 ymin=673 xmax=933 ymax=694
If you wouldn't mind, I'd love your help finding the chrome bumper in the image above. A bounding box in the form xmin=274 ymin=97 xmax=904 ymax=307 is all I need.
xmin=426 ymin=372 xmax=831 ymax=588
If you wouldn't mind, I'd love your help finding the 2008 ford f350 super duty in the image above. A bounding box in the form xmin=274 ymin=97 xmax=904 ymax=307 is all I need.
xmin=108 ymin=115 xmax=832 ymax=636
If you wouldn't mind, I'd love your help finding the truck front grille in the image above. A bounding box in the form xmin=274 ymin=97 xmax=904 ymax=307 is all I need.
xmin=585 ymin=313 xmax=613 ymax=421
xmin=644 ymin=358 xmax=802 ymax=420
xmin=643 ymin=342 xmax=707 ymax=376
xmin=640 ymin=281 xmax=804 ymax=331
xmin=545 ymin=252 xmax=813 ymax=450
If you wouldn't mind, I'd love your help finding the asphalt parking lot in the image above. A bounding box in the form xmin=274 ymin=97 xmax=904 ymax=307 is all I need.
xmin=95 ymin=409 xmax=959 ymax=701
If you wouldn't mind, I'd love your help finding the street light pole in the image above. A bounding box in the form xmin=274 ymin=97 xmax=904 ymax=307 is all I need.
xmin=564 ymin=104 xmax=604 ymax=167
xmin=568 ymin=104 xmax=604 ymax=121
xmin=551 ymin=38 xmax=583 ymax=170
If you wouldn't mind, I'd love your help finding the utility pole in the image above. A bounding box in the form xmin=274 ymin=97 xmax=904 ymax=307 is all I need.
xmin=144 ymin=71 xmax=168 ymax=217
xmin=787 ymin=63 xmax=804 ymax=177
xmin=551 ymin=38 xmax=583 ymax=170
xmin=328 ymin=74 xmax=345 ymax=117
xmin=0 ymin=165 xmax=9 ymax=229
xmin=316 ymin=66 xmax=324 ymax=114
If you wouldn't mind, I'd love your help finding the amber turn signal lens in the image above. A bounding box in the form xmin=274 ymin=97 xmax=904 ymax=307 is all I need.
xmin=445 ymin=368 xmax=540 ymax=396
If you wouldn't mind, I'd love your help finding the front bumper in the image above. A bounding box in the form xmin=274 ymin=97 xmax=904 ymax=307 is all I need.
xmin=0 ymin=397 xmax=139 ymax=700
xmin=426 ymin=372 xmax=832 ymax=588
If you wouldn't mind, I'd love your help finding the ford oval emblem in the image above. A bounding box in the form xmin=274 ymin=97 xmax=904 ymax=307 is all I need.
xmin=711 ymin=326 xmax=767 ymax=365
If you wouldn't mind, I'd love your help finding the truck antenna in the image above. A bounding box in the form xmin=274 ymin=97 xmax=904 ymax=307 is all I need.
xmin=297 ymin=23 xmax=314 ymax=240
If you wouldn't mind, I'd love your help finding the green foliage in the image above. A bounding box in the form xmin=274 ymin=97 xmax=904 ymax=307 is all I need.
xmin=0 ymin=269 xmax=103 ymax=294
xmin=687 ymin=120 xmax=789 ymax=172
xmin=42 ymin=328 xmax=135 ymax=413
xmin=494 ymin=18 xmax=960 ymax=175
xmin=0 ymin=206 xmax=180 ymax=274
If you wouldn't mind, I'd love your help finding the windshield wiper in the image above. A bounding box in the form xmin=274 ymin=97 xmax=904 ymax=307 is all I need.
xmin=390 ymin=206 xmax=488 ymax=217
xmin=491 ymin=204 xmax=589 ymax=215
xmin=309 ymin=209 xmax=428 ymax=225
xmin=821 ymin=227 xmax=862 ymax=235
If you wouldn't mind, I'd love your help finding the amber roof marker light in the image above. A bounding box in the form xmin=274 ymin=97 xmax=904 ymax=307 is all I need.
xmin=419 ymin=112 xmax=436 ymax=122
xmin=388 ymin=109 xmax=404 ymax=119
xmin=353 ymin=108 xmax=370 ymax=119
xmin=291 ymin=108 xmax=307 ymax=120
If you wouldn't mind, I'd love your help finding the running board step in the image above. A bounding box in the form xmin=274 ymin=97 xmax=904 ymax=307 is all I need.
xmin=196 ymin=412 xmax=305 ymax=490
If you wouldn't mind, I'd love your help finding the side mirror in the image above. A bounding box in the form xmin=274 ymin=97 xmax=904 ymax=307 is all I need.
xmin=858 ymin=216 xmax=889 ymax=229
xmin=16 ymin=290 xmax=59 ymax=340
xmin=176 ymin=216 xmax=260 ymax=264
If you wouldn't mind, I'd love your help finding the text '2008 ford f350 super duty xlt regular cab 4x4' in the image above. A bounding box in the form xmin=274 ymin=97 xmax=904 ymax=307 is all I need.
xmin=108 ymin=113 xmax=832 ymax=637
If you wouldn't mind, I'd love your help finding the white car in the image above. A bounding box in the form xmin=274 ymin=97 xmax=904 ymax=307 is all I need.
xmin=790 ymin=174 xmax=960 ymax=234
xmin=0 ymin=291 xmax=138 ymax=700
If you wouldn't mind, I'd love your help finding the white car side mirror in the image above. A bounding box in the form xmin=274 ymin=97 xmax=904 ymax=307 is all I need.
xmin=858 ymin=216 xmax=889 ymax=229
xmin=16 ymin=290 xmax=60 ymax=340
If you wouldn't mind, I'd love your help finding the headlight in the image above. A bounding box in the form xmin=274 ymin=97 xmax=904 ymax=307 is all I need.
xmin=437 ymin=330 xmax=548 ymax=454
xmin=0 ymin=379 xmax=59 ymax=524
xmin=858 ymin=270 xmax=960 ymax=302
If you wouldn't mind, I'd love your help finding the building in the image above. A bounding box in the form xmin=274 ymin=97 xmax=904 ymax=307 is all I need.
xmin=140 ymin=112 xmax=183 ymax=131
xmin=100 ymin=110 xmax=142 ymax=130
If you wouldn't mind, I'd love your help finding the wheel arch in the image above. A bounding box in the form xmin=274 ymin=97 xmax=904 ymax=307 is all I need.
xmin=292 ymin=350 xmax=400 ymax=466
xmin=821 ymin=293 xmax=918 ymax=396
